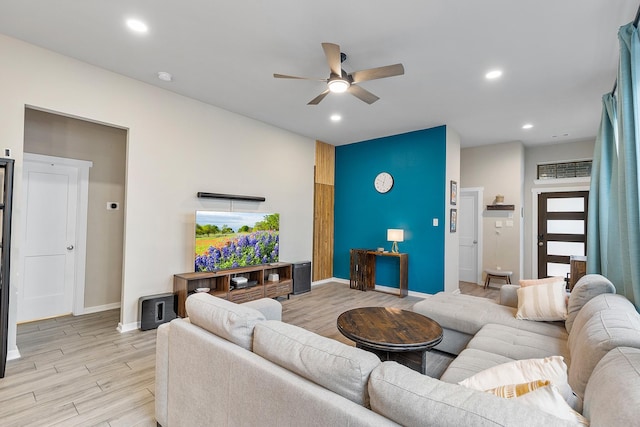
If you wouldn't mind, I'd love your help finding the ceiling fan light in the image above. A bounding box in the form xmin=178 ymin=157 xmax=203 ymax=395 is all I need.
xmin=328 ymin=79 xmax=350 ymax=93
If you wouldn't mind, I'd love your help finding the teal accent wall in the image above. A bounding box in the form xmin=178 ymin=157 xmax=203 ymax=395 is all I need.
xmin=334 ymin=126 xmax=447 ymax=294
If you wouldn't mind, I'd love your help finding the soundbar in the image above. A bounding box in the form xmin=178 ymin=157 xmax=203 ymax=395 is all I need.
xmin=197 ymin=192 xmax=265 ymax=202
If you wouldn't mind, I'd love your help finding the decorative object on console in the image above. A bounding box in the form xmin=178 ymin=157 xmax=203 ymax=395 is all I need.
xmin=268 ymin=273 xmax=279 ymax=282
xmin=387 ymin=228 xmax=404 ymax=253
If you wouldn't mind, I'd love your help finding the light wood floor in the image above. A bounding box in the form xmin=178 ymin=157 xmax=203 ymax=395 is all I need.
xmin=1 ymin=281 xmax=496 ymax=426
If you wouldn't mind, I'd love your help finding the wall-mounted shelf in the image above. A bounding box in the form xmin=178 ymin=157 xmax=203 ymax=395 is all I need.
xmin=197 ymin=192 xmax=265 ymax=202
xmin=486 ymin=204 xmax=515 ymax=211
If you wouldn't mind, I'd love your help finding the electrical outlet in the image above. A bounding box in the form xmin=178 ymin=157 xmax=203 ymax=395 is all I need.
xmin=506 ymin=220 xmax=514 ymax=227
xmin=433 ymin=218 xmax=438 ymax=226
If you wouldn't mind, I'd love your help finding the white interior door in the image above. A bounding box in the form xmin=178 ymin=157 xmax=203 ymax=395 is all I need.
xmin=18 ymin=161 xmax=78 ymax=322
xmin=459 ymin=189 xmax=481 ymax=284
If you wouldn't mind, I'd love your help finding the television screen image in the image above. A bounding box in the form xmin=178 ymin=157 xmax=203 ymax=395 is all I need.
xmin=194 ymin=211 xmax=279 ymax=272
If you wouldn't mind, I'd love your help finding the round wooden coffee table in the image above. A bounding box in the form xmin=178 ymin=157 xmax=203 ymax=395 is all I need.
xmin=337 ymin=307 xmax=443 ymax=375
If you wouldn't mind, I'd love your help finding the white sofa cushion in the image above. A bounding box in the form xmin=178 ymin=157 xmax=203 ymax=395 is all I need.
xmin=413 ymin=292 xmax=566 ymax=338
xmin=565 ymin=274 xmax=616 ymax=333
xmin=185 ymin=293 xmax=265 ymax=351
xmin=584 ymin=347 xmax=640 ymax=426
xmin=567 ymin=293 xmax=640 ymax=400
xmin=253 ymin=320 xmax=380 ymax=407
xmin=369 ymin=362 xmax=577 ymax=427
xmin=466 ymin=323 xmax=569 ymax=362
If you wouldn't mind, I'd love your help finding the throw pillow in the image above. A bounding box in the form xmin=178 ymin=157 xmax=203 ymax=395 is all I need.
xmin=459 ymin=356 xmax=581 ymax=412
xmin=516 ymin=280 xmax=568 ymax=321
xmin=515 ymin=385 xmax=589 ymax=425
xmin=486 ymin=379 xmax=550 ymax=398
xmin=519 ymin=277 xmax=565 ymax=287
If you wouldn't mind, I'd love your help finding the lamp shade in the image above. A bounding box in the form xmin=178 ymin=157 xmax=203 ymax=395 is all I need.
xmin=387 ymin=229 xmax=404 ymax=242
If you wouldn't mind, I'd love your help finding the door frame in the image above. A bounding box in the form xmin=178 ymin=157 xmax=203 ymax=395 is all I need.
xmin=460 ymin=187 xmax=483 ymax=285
xmin=22 ymin=153 xmax=92 ymax=317
xmin=530 ymin=185 xmax=589 ymax=279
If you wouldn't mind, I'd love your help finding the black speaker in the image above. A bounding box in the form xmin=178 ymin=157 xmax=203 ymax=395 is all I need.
xmin=292 ymin=261 xmax=311 ymax=295
xmin=139 ymin=293 xmax=177 ymax=331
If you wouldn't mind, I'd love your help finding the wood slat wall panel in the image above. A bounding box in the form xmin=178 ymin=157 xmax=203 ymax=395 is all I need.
xmin=313 ymin=183 xmax=334 ymax=280
xmin=315 ymin=141 xmax=335 ymax=185
xmin=313 ymin=141 xmax=336 ymax=281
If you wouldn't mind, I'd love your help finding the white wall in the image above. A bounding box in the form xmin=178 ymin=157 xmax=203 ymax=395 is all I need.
xmin=0 ymin=34 xmax=315 ymax=355
xmin=461 ymin=141 xmax=524 ymax=283
xmin=444 ymin=126 xmax=461 ymax=292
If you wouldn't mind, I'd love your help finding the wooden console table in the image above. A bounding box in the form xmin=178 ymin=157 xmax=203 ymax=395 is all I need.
xmin=349 ymin=249 xmax=408 ymax=298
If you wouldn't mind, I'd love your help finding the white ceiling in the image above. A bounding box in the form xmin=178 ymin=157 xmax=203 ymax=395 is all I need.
xmin=0 ymin=1 xmax=637 ymax=147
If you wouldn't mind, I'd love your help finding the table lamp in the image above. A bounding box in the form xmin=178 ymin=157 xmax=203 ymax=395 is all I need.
xmin=387 ymin=229 xmax=404 ymax=253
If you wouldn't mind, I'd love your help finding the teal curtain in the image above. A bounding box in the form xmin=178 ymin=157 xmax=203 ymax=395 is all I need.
xmin=587 ymin=94 xmax=623 ymax=286
xmin=588 ymin=22 xmax=640 ymax=309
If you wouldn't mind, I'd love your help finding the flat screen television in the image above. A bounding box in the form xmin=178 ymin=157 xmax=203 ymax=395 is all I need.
xmin=194 ymin=211 xmax=279 ymax=272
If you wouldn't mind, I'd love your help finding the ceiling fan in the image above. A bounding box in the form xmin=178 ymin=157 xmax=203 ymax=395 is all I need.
xmin=274 ymin=42 xmax=405 ymax=105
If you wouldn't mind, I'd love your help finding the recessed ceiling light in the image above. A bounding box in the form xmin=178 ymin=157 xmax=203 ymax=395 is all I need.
xmin=330 ymin=114 xmax=342 ymax=122
xmin=485 ymin=70 xmax=503 ymax=80
xmin=157 ymin=71 xmax=173 ymax=82
xmin=126 ymin=19 xmax=148 ymax=33
xmin=522 ymin=123 xmax=534 ymax=130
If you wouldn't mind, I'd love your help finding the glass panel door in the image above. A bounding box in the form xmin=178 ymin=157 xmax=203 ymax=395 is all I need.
xmin=537 ymin=191 xmax=588 ymax=281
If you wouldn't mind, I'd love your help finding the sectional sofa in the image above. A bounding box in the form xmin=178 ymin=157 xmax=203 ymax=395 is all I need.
xmin=413 ymin=274 xmax=640 ymax=425
xmin=155 ymin=275 xmax=640 ymax=426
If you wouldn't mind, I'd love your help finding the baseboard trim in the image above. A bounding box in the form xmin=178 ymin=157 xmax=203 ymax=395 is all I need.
xmin=7 ymin=348 xmax=21 ymax=361
xmin=323 ymin=278 xmax=432 ymax=299
xmin=117 ymin=322 xmax=140 ymax=333
xmin=82 ymin=302 xmax=121 ymax=315
xmin=311 ymin=278 xmax=337 ymax=286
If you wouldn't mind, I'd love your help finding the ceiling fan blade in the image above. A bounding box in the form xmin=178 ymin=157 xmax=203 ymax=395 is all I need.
xmin=322 ymin=43 xmax=342 ymax=76
xmin=348 ymin=85 xmax=380 ymax=104
xmin=350 ymin=64 xmax=405 ymax=84
xmin=308 ymin=90 xmax=330 ymax=105
xmin=273 ymin=73 xmax=326 ymax=81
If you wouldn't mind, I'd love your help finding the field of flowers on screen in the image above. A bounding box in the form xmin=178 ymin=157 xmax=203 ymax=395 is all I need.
xmin=194 ymin=213 xmax=279 ymax=271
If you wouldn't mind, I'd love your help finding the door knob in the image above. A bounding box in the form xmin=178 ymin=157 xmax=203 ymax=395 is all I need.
xmin=473 ymin=240 xmax=478 ymax=244
xmin=67 ymin=245 xmax=74 ymax=251
xmin=538 ymin=242 xmax=544 ymax=247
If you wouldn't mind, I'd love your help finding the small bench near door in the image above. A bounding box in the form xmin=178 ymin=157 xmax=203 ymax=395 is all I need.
xmin=484 ymin=269 xmax=513 ymax=289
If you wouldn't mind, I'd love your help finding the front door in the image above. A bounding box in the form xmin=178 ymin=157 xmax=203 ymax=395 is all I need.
xmin=19 ymin=161 xmax=78 ymax=322
xmin=537 ymin=191 xmax=589 ymax=279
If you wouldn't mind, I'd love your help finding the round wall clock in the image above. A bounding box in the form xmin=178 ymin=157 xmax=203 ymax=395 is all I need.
xmin=374 ymin=172 xmax=394 ymax=193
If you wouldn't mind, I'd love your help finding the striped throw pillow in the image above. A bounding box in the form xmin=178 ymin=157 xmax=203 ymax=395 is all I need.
xmin=516 ymin=280 xmax=568 ymax=321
